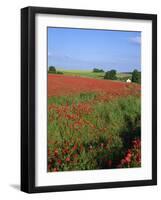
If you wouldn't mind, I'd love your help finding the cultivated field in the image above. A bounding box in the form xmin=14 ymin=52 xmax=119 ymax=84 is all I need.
xmin=49 ymin=69 xmax=132 ymax=81
xmin=48 ymin=74 xmax=141 ymax=172
xmin=59 ymin=69 xmax=105 ymax=79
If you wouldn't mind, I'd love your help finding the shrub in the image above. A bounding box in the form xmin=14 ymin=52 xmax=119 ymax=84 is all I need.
xmin=104 ymin=70 xmax=117 ymax=80
xmin=49 ymin=66 xmax=56 ymax=73
xmin=93 ymin=68 xmax=104 ymax=73
xmin=132 ymin=69 xmax=141 ymax=84
xmin=57 ymin=71 xmax=63 ymax=74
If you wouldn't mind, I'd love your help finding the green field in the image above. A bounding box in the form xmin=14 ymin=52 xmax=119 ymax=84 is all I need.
xmin=59 ymin=69 xmax=105 ymax=79
xmin=49 ymin=69 xmax=132 ymax=81
xmin=117 ymin=73 xmax=132 ymax=81
xmin=48 ymin=93 xmax=141 ymax=171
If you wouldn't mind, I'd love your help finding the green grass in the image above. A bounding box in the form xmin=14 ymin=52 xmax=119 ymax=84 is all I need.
xmin=48 ymin=92 xmax=98 ymax=105
xmin=61 ymin=69 xmax=105 ymax=79
xmin=48 ymin=92 xmax=141 ymax=171
xmin=117 ymin=73 xmax=132 ymax=81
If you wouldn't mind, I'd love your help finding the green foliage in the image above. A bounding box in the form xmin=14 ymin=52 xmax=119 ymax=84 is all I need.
xmin=60 ymin=70 xmax=105 ymax=79
xmin=93 ymin=68 xmax=104 ymax=73
xmin=117 ymin=73 xmax=132 ymax=82
xmin=56 ymin=71 xmax=64 ymax=74
xmin=48 ymin=92 xmax=97 ymax=105
xmin=132 ymin=69 xmax=141 ymax=84
xmin=104 ymin=69 xmax=117 ymax=80
xmin=48 ymin=93 xmax=141 ymax=171
xmin=49 ymin=66 xmax=56 ymax=73
xmin=95 ymin=96 xmax=141 ymax=134
xmin=48 ymin=67 xmax=64 ymax=74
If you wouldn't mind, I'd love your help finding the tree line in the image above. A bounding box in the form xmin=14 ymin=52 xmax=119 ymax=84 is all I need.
xmin=48 ymin=66 xmax=63 ymax=74
xmin=93 ymin=67 xmax=141 ymax=83
xmin=48 ymin=66 xmax=141 ymax=84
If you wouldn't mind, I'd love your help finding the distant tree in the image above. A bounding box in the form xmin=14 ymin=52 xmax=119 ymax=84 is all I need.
xmin=93 ymin=68 xmax=99 ymax=72
xmin=49 ymin=66 xmax=56 ymax=73
xmin=93 ymin=68 xmax=104 ymax=73
xmin=99 ymin=69 xmax=104 ymax=73
xmin=132 ymin=69 xmax=141 ymax=83
xmin=56 ymin=71 xmax=63 ymax=74
xmin=104 ymin=69 xmax=117 ymax=80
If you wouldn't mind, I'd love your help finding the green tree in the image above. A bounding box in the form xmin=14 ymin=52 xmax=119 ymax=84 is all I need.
xmin=104 ymin=70 xmax=117 ymax=80
xmin=93 ymin=68 xmax=104 ymax=73
xmin=99 ymin=69 xmax=104 ymax=73
xmin=132 ymin=69 xmax=141 ymax=83
xmin=56 ymin=71 xmax=63 ymax=74
xmin=49 ymin=66 xmax=56 ymax=73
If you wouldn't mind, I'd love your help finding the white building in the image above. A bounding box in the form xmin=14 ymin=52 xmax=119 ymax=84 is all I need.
xmin=126 ymin=79 xmax=131 ymax=83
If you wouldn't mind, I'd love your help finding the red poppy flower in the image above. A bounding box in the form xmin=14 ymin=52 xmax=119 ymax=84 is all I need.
xmin=127 ymin=153 xmax=132 ymax=158
xmin=54 ymin=149 xmax=58 ymax=157
xmin=66 ymin=157 xmax=70 ymax=162
xmin=63 ymin=148 xmax=69 ymax=155
xmin=57 ymin=159 xmax=62 ymax=165
xmin=125 ymin=156 xmax=131 ymax=163
xmin=72 ymin=144 xmax=78 ymax=151
xmin=53 ymin=167 xmax=58 ymax=172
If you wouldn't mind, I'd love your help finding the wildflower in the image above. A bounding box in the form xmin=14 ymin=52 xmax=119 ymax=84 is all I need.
xmin=54 ymin=149 xmax=58 ymax=157
xmin=89 ymin=145 xmax=93 ymax=150
xmin=57 ymin=159 xmax=62 ymax=165
xmin=66 ymin=157 xmax=70 ymax=162
xmin=127 ymin=149 xmax=132 ymax=154
xmin=101 ymin=143 xmax=104 ymax=147
xmin=125 ymin=156 xmax=131 ymax=163
xmin=53 ymin=168 xmax=58 ymax=172
xmin=126 ymin=153 xmax=132 ymax=158
xmin=72 ymin=144 xmax=78 ymax=151
xmin=63 ymin=148 xmax=69 ymax=155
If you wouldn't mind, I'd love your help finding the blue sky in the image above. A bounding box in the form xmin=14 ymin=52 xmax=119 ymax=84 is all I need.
xmin=48 ymin=27 xmax=141 ymax=72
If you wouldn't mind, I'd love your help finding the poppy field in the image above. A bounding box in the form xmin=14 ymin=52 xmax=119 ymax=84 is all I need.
xmin=47 ymin=74 xmax=141 ymax=172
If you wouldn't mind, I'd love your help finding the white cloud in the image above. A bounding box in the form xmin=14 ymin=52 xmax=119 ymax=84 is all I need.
xmin=129 ymin=36 xmax=141 ymax=44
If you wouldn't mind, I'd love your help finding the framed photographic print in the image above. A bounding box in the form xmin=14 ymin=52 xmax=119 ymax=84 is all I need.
xmin=21 ymin=6 xmax=157 ymax=193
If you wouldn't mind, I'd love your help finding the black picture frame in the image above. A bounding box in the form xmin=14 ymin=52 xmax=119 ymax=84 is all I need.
xmin=21 ymin=6 xmax=157 ymax=193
